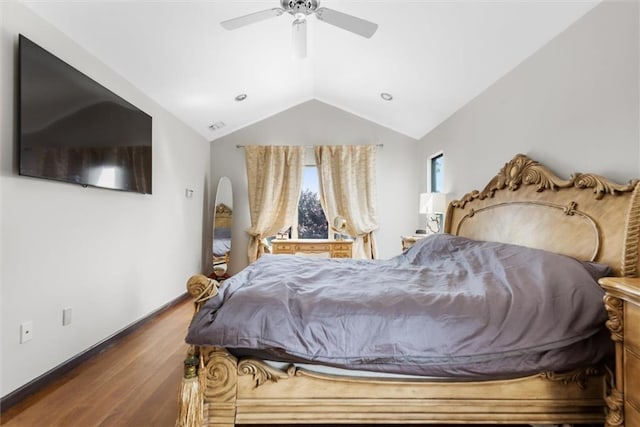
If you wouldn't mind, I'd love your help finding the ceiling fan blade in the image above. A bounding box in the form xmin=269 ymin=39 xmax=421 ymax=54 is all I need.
xmin=315 ymin=7 xmax=378 ymax=38
xmin=292 ymin=19 xmax=307 ymax=58
xmin=221 ymin=8 xmax=284 ymax=30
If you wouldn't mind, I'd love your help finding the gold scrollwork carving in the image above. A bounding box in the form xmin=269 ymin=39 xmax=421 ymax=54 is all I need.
xmin=482 ymin=154 xmax=572 ymax=197
xmin=450 ymin=154 xmax=639 ymax=209
xmin=216 ymin=203 xmax=233 ymax=216
xmin=202 ymin=347 xmax=237 ymax=402
xmin=238 ymin=359 xmax=292 ymax=388
xmin=603 ymin=295 xmax=624 ymax=343
xmin=538 ymin=366 xmax=601 ymax=390
xmin=572 ymin=173 xmax=639 ymax=200
xmin=286 ymin=365 xmax=300 ymax=377
xmin=604 ymin=388 xmax=624 ymax=427
xmin=451 ymin=190 xmax=479 ymax=209
xmin=563 ymin=201 xmax=577 ymax=216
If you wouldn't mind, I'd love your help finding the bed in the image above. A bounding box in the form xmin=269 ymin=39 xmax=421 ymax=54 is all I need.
xmin=181 ymin=154 xmax=639 ymax=426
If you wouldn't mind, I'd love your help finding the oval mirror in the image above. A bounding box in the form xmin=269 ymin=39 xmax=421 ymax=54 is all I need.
xmin=212 ymin=177 xmax=233 ymax=278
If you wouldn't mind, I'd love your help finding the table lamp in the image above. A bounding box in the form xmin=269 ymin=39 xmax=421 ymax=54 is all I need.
xmin=419 ymin=192 xmax=447 ymax=234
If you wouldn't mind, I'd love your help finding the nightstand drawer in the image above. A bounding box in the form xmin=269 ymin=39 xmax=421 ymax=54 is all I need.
xmin=273 ymin=243 xmax=293 ymax=252
xmin=627 ymin=347 xmax=640 ymax=410
xmin=332 ymin=244 xmax=351 ymax=251
xmin=295 ymin=244 xmax=330 ymax=252
xmin=626 ymin=402 xmax=640 ymax=427
xmin=332 ymin=252 xmax=351 ymax=258
xmin=628 ymin=303 xmax=640 ymax=353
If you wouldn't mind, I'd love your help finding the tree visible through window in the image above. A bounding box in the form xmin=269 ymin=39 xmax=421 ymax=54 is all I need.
xmin=297 ymin=166 xmax=328 ymax=239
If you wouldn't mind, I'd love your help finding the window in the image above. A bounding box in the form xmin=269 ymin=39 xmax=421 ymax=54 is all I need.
xmin=430 ymin=153 xmax=444 ymax=193
xmin=426 ymin=153 xmax=445 ymax=234
xmin=296 ymin=166 xmax=328 ymax=239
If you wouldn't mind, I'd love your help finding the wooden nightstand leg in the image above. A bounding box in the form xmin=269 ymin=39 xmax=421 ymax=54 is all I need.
xmin=603 ymin=294 xmax=624 ymax=427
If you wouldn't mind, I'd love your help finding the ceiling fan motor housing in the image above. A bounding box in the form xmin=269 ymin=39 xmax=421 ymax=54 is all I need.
xmin=281 ymin=0 xmax=318 ymax=15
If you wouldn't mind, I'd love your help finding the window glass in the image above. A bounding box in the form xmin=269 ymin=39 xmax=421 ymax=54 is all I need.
xmin=297 ymin=166 xmax=328 ymax=239
xmin=431 ymin=154 xmax=444 ymax=193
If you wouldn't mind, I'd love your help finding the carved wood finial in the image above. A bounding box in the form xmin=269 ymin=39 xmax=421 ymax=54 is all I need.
xmin=186 ymin=275 xmax=220 ymax=308
xmin=187 ymin=274 xmax=212 ymax=297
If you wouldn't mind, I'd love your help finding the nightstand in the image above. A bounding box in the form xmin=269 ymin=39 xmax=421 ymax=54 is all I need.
xmin=599 ymin=277 xmax=640 ymax=427
xmin=401 ymin=235 xmax=426 ymax=252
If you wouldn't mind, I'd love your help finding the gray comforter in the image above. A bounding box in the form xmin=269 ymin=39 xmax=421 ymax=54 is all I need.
xmin=187 ymin=234 xmax=612 ymax=377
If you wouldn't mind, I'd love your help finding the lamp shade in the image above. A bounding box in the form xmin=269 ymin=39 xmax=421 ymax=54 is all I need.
xmin=419 ymin=192 xmax=447 ymax=214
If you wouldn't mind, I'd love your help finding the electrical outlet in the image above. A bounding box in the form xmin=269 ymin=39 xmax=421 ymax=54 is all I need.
xmin=63 ymin=307 xmax=72 ymax=326
xmin=20 ymin=321 xmax=33 ymax=343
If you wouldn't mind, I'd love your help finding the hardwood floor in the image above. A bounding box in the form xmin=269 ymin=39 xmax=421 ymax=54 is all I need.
xmin=1 ymin=298 xmax=194 ymax=427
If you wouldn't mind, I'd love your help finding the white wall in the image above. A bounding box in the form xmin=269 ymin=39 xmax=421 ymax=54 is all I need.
xmin=210 ymin=100 xmax=420 ymax=274
xmin=0 ymin=2 xmax=210 ymax=397
xmin=419 ymin=0 xmax=640 ymax=198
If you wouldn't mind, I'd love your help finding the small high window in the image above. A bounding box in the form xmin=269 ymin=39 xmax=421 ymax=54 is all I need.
xmin=431 ymin=153 xmax=444 ymax=193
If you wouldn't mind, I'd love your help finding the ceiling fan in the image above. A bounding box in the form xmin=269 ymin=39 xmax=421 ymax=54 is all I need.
xmin=220 ymin=0 xmax=378 ymax=58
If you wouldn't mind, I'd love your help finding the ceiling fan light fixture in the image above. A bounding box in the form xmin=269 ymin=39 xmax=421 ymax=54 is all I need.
xmin=235 ymin=93 xmax=248 ymax=102
xmin=380 ymin=92 xmax=393 ymax=101
xmin=292 ymin=18 xmax=307 ymax=58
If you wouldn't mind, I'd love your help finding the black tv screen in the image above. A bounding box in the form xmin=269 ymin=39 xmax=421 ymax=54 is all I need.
xmin=18 ymin=35 xmax=152 ymax=194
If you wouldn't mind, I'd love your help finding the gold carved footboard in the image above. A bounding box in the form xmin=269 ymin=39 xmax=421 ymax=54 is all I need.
xmin=193 ymin=345 xmax=605 ymax=426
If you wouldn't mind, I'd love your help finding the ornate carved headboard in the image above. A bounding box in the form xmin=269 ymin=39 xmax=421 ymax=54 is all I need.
xmin=445 ymin=154 xmax=640 ymax=277
xmin=214 ymin=203 xmax=233 ymax=229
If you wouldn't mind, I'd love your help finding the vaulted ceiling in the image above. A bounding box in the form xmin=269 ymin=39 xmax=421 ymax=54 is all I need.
xmin=23 ymin=0 xmax=600 ymax=142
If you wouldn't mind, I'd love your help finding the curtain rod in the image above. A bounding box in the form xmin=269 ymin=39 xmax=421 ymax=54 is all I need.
xmin=236 ymin=144 xmax=383 ymax=149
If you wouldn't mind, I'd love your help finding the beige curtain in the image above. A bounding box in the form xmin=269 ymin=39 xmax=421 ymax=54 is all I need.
xmin=315 ymin=145 xmax=378 ymax=259
xmin=245 ymin=145 xmax=304 ymax=263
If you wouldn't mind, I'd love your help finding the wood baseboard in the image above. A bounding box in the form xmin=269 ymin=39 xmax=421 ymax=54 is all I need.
xmin=0 ymin=292 xmax=189 ymax=413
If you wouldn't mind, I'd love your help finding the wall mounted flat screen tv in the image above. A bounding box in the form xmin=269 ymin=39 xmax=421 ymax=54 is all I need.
xmin=18 ymin=35 xmax=152 ymax=194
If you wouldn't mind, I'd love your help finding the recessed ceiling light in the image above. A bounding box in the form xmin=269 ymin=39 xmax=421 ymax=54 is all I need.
xmin=235 ymin=93 xmax=247 ymax=102
xmin=380 ymin=92 xmax=393 ymax=101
